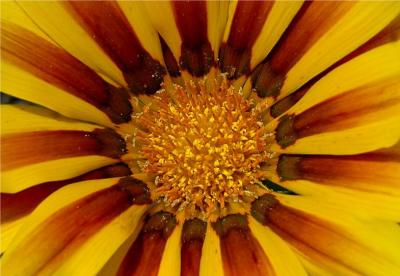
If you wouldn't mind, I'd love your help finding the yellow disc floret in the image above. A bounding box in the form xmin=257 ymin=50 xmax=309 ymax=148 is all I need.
xmin=135 ymin=76 xmax=271 ymax=218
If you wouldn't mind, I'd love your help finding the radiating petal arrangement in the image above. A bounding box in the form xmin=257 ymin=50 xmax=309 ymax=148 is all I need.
xmin=1 ymin=1 xmax=400 ymax=275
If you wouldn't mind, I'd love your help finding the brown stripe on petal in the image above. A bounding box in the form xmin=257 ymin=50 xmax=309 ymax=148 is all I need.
xmin=1 ymin=22 xmax=132 ymax=124
xmin=4 ymin=177 xmax=151 ymax=274
xmin=275 ymin=80 xmax=399 ymax=148
xmin=251 ymin=194 xmax=365 ymax=274
xmin=219 ymin=1 xmax=273 ymax=80
xmin=159 ymin=35 xmax=181 ymax=78
xmin=1 ymin=128 xmax=126 ymax=171
xmin=66 ymin=1 xmax=166 ymax=94
xmin=1 ymin=163 xmax=131 ymax=224
xmin=181 ymin=218 xmax=207 ymax=276
xmin=252 ymin=2 xmax=354 ymax=98
xmin=213 ymin=214 xmax=274 ymax=276
xmin=172 ymin=1 xmax=214 ymax=77
xmin=117 ymin=212 xmax=177 ymax=276
xmin=269 ymin=86 xmax=308 ymax=118
xmin=265 ymin=15 xmax=400 ymax=109
xmin=277 ymin=147 xmax=400 ymax=192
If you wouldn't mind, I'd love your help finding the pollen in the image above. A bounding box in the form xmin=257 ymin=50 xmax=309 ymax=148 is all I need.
xmin=134 ymin=75 xmax=271 ymax=219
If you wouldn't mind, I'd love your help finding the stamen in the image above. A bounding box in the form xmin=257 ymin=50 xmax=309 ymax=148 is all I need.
xmin=134 ymin=75 xmax=272 ymax=218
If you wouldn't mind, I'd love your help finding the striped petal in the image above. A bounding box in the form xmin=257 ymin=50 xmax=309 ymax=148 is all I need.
xmin=64 ymin=1 xmax=166 ymax=94
xmin=1 ymin=163 xmax=130 ymax=254
xmin=1 ymin=22 xmax=132 ymax=126
xmin=1 ymin=163 xmax=131 ymax=224
xmin=249 ymin=216 xmax=307 ymax=276
xmin=220 ymin=0 xmax=302 ymax=80
xmin=257 ymin=14 xmax=400 ymax=114
xmin=251 ymin=194 xmax=400 ymax=275
xmin=251 ymin=1 xmax=400 ymax=100
xmin=277 ymin=143 xmax=400 ymax=196
xmin=1 ymin=105 xmax=126 ymax=193
xmin=181 ymin=219 xmax=207 ymax=276
xmin=117 ymin=212 xmax=177 ymax=276
xmin=144 ymin=1 xmax=227 ymax=77
xmin=212 ymin=214 xmax=275 ymax=276
xmin=16 ymin=1 xmax=123 ymax=86
xmin=2 ymin=177 xmax=152 ymax=275
xmin=271 ymin=41 xmax=400 ymax=154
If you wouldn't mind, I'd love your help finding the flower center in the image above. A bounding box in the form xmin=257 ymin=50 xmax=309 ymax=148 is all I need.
xmin=135 ymin=76 xmax=271 ymax=219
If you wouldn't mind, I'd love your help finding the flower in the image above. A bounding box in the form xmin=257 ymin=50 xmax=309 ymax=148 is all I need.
xmin=1 ymin=1 xmax=400 ymax=275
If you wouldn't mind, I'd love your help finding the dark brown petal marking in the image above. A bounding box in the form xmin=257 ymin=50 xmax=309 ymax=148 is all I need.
xmin=1 ymin=128 xmax=126 ymax=171
xmin=181 ymin=219 xmax=207 ymax=276
xmin=1 ymin=22 xmax=132 ymax=124
xmin=251 ymin=194 xmax=365 ymax=274
xmin=66 ymin=1 xmax=166 ymax=94
xmin=268 ymin=14 xmax=400 ymax=113
xmin=117 ymin=212 xmax=177 ymax=276
xmin=172 ymin=1 xmax=214 ymax=77
xmin=159 ymin=35 xmax=181 ymax=77
xmin=252 ymin=2 xmax=355 ymax=98
xmin=275 ymin=81 xmax=399 ymax=148
xmin=1 ymin=164 xmax=131 ymax=224
xmin=213 ymin=214 xmax=274 ymax=276
xmin=219 ymin=1 xmax=273 ymax=80
xmin=3 ymin=177 xmax=151 ymax=274
xmin=277 ymin=145 xmax=400 ymax=192
xmin=269 ymin=87 xmax=308 ymax=118
xmin=275 ymin=114 xmax=297 ymax=148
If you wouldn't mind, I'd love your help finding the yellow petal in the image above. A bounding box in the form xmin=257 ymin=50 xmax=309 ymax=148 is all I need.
xmin=279 ymin=180 xmax=400 ymax=222
xmin=252 ymin=193 xmax=400 ymax=275
xmin=1 ymin=156 xmax=116 ymax=194
xmin=44 ymin=204 xmax=148 ymax=275
xmin=271 ymin=42 xmax=400 ymax=154
xmin=222 ymin=1 xmax=302 ymax=74
xmin=17 ymin=1 xmax=126 ymax=86
xmin=277 ymin=144 xmax=400 ymax=197
xmin=273 ymin=116 xmax=400 ymax=155
xmin=158 ymin=221 xmax=183 ymax=276
xmin=287 ymin=42 xmax=400 ymax=116
xmin=249 ymin=216 xmax=307 ymax=276
xmin=143 ymin=1 xmax=181 ymax=63
xmin=199 ymin=223 xmax=224 ymax=276
xmin=2 ymin=61 xmax=113 ymax=127
xmin=1 ymin=105 xmax=96 ymax=135
xmin=2 ymin=177 xmax=151 ymax=275
xmin=1 ymin=106 xmax=124 ymax=192
xmin=281 ymin=1 xmax=400 ymax=98
xmin=1 ymin=217 xmax=26 ymax=254
xmin=1 ymin=1 xmax=52 ymax=43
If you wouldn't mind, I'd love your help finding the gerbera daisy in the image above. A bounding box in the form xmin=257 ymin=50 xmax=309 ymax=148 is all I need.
xmin=1 ymin=1 xmax=400 ymax=275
